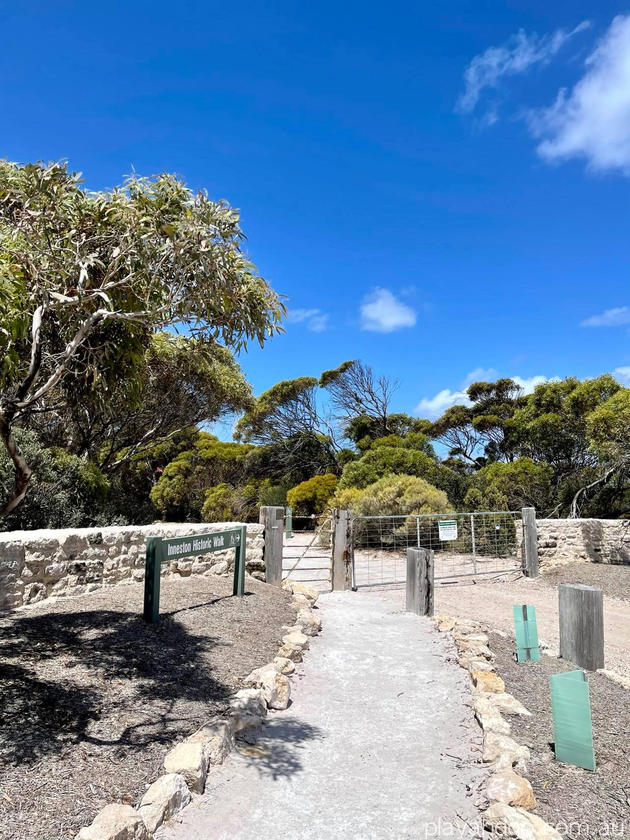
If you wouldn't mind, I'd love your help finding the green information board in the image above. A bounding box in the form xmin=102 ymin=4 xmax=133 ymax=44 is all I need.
xmin=143 ymin=526 xmax=247 ymax=623
xmin=550 ymin=669 xmax=596 ymax=771
xmin=513 ymin=604 xmax=540 ymax=662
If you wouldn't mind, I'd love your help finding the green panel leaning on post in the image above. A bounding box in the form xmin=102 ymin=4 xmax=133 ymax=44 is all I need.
xmin=549 ymin=669 xmax=596 ymax=771
xmin=143 ymin=526 xmax=248 ymax=623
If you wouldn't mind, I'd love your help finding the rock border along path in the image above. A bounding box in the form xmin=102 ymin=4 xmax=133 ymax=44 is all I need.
xmin=75 ymin=579 xmax=320 ymax=840
xmin=435 ymin=614 xmax=563 ymax=840
xmin=157 ymin=588 xmax=484 ymax=840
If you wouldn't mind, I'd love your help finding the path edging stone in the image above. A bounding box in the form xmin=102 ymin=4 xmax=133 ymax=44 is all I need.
xmin=74 ymin=578 xmax=321 ymax=840
xmin=434 ymin=613 xmax=560 ymax=840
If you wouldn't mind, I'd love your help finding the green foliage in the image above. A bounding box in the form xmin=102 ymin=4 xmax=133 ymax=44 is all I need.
xmin=202 ymin=483 xmax=237 ymax=522
xmin=0 ymin=160 xmax=283 ymax=517
xmin=331 ymin=473 xmax=450 ymax=517
xmin=0 ymin=429 xmax=112 ymax=531
xmin=463 ymin=458 xmax=553 ymax=512
xmin=150 ymin=433 xmax=253 ymax=521
xmin=287 ymin=473 xmax=338 ymax=515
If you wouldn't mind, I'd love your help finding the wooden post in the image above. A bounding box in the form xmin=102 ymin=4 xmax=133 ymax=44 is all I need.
xmin=406 ymin=547 xmax=434 ymax=616
xmin=522 ymin=507 xmax=539 ymax=578
xmin=259 ymin=506 xmax=284 ymax=586
xmin=331 ymin=508 xmax=351 ymax=591
xmin=559 ymin=583 xmax=605 ymax=671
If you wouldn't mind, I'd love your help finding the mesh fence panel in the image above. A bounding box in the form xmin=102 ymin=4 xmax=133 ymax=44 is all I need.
xmin=351 ymin=511 xmax=523 ymax=589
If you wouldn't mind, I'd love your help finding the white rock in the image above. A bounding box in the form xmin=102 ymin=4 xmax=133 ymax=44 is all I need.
xmin=474 ymin=696 xmax=511 ymax=735
xmin=273 ymin=656 xmax=296 ymax=675
xmin=243 ymin=664 xmax=278 ymax=687
xmin=260 ymin=670 xmax=291 ymax=710
xmin=276 ymin=643 xmax=303 ymax=662
xmin=186 ymin=719 xmax=235 ymax=765
xmin=485 ymin=769 xmax=536 ymax=810
xmin=483 ymin=803 xmax=562 ymax=840
xmin=482 ymin=692 xmax=532 ymax=717
xmin=76 ymin=804 xmax=149 ymax=840
xmin=291 ymin=593 xmax=311 ymax=609
xmin=291 ymin=582 xmax=319 ymax=603
xmin=163 ymin=741 xmax=207 ymax=793
xmin=138 ymin=773 xmax=191 ymax=833
xmin=282 ymin=629 xmax=309 ymax=649
xmin=295 ymin=609 xmax=322 ymax=636
xmin=482 ymin=732 xmax=530 ymax=770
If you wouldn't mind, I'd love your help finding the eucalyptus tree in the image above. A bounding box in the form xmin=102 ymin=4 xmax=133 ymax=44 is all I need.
xmin=0 ymin=161 xmax=283 ymax=516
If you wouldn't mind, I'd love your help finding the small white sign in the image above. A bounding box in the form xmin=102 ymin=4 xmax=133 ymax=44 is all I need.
xmin=438 ymin=520 xmax=458 ymax=541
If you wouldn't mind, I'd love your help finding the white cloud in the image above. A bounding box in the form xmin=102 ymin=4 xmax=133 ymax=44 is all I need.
xmin=359 ymin=288 xmax=417 ymax=333
xmin=614 ymin=366 xmax=630 ymax=384
xmin=457 ymin=21 xmax=590 ymax=115
xmin=415 ymin=370 xmax=555 ymax=418
xmin=580 ymin=306 xmax=630 ymax=327
xmin=463 ymin=366 xmax=499 ymax=386
xmin=416 ymin=388 xmax=471 ymax=418
xmin=511 ymin=375 xmax=555 ymax=394
xmin=531 ymin=15 xmax=630 ymax=173
xmin=287 ymin=307 xmax=329 ymax=333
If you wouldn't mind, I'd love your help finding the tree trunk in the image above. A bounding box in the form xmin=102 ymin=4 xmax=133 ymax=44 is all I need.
xmin=0 ymin=408 xmax=33 ymax=517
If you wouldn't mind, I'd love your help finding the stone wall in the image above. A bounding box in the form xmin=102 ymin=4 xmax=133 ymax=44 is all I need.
xmin=537 ymin=518 xmax=630 ymax=567
xmin=0 ymin=522 xmax=264 ymax=612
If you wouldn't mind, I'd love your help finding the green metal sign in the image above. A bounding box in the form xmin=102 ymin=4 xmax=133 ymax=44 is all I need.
xmin=550 ymin=669 xmax=596 ymax=771
xmin=513 ymin=604 xmax=540 ymax=662
xmin=143 ymin=526 xmax=247 ymax=623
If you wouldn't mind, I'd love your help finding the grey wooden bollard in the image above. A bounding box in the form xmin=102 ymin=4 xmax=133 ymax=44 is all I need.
xmin=406 ymin=547 xmax=434 ymax=616
xmin=331 ymin=508 xmax=352 ymax=591
xmin=522 ymin=507 xmax=539 ymax=578
xmin=259 ymin=505 xmax=284 ymax=586
xmin=559 ymin=583 xmax=604 ymax=671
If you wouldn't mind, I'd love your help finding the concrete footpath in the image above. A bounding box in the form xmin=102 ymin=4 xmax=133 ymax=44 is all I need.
xmin=157 ymin=590 xmax=485 ymax=840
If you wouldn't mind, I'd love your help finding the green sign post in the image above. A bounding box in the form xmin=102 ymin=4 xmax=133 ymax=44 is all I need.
xmin=513 ymin=604 xmax=540 ymax=662
xmin=143 ymin=526 xmax=247 ymax=623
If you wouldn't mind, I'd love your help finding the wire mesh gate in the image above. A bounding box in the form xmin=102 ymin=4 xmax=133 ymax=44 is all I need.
xmin=350 ymin=511 xmax=524 ymax=589
xmin=282 ymin=513 xmax=333 ymax=591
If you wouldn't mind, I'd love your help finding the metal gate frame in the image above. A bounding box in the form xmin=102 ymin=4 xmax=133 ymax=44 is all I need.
xmin=349 ymin=509 xmax=529 ymax=588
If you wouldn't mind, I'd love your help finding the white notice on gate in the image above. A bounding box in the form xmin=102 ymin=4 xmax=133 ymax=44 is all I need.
xmin=438 ymin=520 xmax=458 ymax=541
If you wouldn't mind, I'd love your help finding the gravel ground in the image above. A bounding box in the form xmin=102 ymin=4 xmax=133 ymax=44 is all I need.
xmin=544 ymin=561 xmax=630 ymax=602
xmin=0 ymin=575 xmax=295 ymax=840
xmin=435 ymin=569 xmax=630 ymax=682
xmin=490 ymin=631 xmax=630 ymax=837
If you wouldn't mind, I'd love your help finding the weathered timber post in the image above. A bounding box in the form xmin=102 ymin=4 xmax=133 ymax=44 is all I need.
xmin=558 ymin=583 xmax=604 ymax=671
xmin=406 ymin=547 xmax=434 ymax=616
xmin=331 ymin=508 xmax=352 ymax=591
xmin=259 ymin=506 xmax=284 ymax=586
xmin=522 ymin=507 xmax=539 ymax=578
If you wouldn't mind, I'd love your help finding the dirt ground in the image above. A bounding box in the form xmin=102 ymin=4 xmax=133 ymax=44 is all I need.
xmin=491 ymin=632 xmax=630 ymax=837
xmin=0 ymin=575 xmax=295 ymax=840
xmin=435 ymin=565 xmax=630 ymax=682
xmin=435 ymin=562 xmax=630 ymax=837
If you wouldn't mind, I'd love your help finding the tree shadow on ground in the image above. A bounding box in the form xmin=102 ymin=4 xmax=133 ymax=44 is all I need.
xmin=0 ymin=607 xmax=232 ymax=766
xmin=236 ymin=717 xmax=324 ymax=780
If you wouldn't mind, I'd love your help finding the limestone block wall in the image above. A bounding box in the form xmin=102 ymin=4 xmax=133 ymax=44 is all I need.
xmin=0 ymin=522 xmax=264 ymax=613
xmin=536 ymin=518 xmax=630 ymax=567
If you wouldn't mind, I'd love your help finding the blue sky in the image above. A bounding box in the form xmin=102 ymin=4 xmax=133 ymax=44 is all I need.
xmin=2 ymin=1 xmax=630 ymax=426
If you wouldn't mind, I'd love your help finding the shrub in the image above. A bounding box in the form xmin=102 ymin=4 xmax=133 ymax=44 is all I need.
xmin=287 ymin=473 xmax=338 ymax=515
xmin=0 ymin=429 xmax=111 ymax=530
xmin=352 ymin=474 xmax=450 ymax=517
